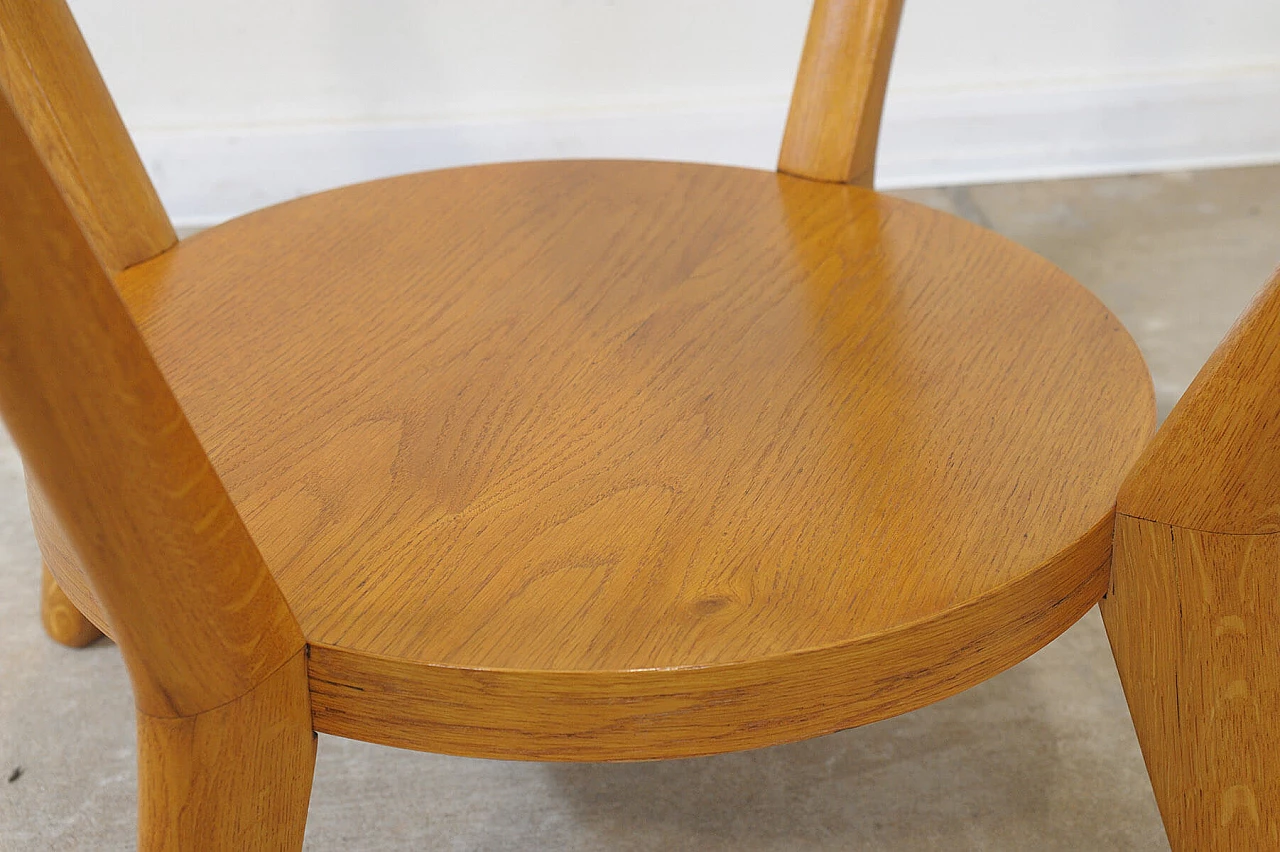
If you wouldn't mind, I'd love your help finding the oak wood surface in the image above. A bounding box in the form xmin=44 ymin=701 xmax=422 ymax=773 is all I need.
xmin=1119 ymin=269 xmax=1280 ymax=535
xmin=1104 ymin=518 xmax=1280 ymax=849
xmin=0 ymin=82 xmax=302 ymax=720
xmin=1103 ymin=267 xmax=1280 ymax=850
xmin=779 ymin=0 xmax=906 ymax=186
xmin=39 ymin=562 xmax=102 ymax=648
xmin=137 ymin=651 xmax=316 ymax=851
xmin=3 ymin=0 xmax=1176 ymax=843
xmin=308 ymin=517 xmax=1112 ymax=760
xmin=1 ymin=0 xmax=178 ymax=647
xmin=0 ymin=0 xmax=175 ymax=273
xmin=36 ymin=159 xmax=1155 ymax=758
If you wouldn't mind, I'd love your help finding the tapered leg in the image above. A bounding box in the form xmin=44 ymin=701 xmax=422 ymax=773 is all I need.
xmin=40 ymin=562 xmax=103 ymax=647
xmin=1102 ymin=514 xmax=1280 ymax=850
xmin=136 ymin=650 xmax=316 ymax=851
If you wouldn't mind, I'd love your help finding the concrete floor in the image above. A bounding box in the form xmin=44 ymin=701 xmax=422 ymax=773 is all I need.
xmin=3 ymin=163 xmax=1280 ymax=850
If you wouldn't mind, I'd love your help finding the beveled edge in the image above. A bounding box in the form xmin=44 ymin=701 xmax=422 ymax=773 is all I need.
xmin=305 ymin=512 xmax=1115 ymax=761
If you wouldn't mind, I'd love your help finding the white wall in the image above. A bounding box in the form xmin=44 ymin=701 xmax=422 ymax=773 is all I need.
xmin=67 ymin=0 xmax=1280 ymax=226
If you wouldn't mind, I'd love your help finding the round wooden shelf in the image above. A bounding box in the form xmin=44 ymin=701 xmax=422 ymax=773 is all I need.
xmin=38 ymin=160 xmax=1155 ymax=760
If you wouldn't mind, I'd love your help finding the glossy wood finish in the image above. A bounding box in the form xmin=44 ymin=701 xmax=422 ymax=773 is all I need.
xmin=137 ymin=651 xmax=315 ymax=851
xmin=1103 ymin=268 xmax=1280 ymax=851
xmin=40 ymin=563 xmax=102 ymax=648
xmin=780 ymin=0 xmax=906 ymax=186
xmin=36 ymin=160 xmax=1155 ymax=759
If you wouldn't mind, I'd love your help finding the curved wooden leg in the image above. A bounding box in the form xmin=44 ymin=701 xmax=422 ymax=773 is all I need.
xmin=1102 ymin=515 xmax=1280 ymax=850
xmin=136 ymin=650 xmax=316 ymax=851
xmin=40 ymin=562 xmax=103 ymax=647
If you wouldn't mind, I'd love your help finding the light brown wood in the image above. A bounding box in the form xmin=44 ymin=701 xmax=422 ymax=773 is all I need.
xmin=30 ymin=479 xmax=113 ymax=638
xmin=137 ymin=651 xmax=315 ymax=851
xmin=40 ymin=562 xmax=102 ymax=648
xmin=1104 ymin=518 xmax=1280 ymax=849
xmin=1 ymin=0 xmax=178 ymax=646
xmin=36 ymin=160 xmax=1155 ymax=759
xmin=0 ymin=0 xmax=1183 ymax=844
xmin=0 ymin=73 xmax=302 ymax=720
xmin=0 ymin=0 xmax=175 ymax=273
xmin=1119 ymin=269 xmax=1280 ymax=535
xmin=1102 ymin=267 xmax=1280 ymax=851
xmin=309 ymin=518 xmax=1112 ymax=760
xmin=2 ymin=47 xmax=314 ymax=849
xmin=779 ymin=0 xmax=906 ymax=186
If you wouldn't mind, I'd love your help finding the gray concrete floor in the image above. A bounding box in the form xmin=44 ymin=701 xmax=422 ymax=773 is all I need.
xmin=3 ymin=164 xmax=1280 ymax=850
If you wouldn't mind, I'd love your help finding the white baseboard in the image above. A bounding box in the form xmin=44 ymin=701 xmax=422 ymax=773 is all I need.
xmin=135 ymin=67 xmax=1280 ymax=229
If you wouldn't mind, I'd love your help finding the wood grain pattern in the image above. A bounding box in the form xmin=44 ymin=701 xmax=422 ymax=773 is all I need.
xmin=39 ymin=562 xmax=102 ymax=648
xmin=137 ymin=650 xmax=315 ymax=851
xmin=4 ymin=0 xmax=1168 ymax=842
xmin=0 ymin=0 xmax=175 ymax=273
xmin=309 ymin=516 xmax=1112 ymax=760
xmin=779 ymin=0 xmax=906 ymax=186
xmin=2 ymin=0 xmax=177 ymax=646
xmin=0 ymin=82 xmax=301 ymax=719
xmin=1103 ymin=517 xmax=1280 ymax=850
xmin=1104 ymin=268 xmax=1280 ymax=850
xmin=1120 ymin=268 xmax=1280 ymax=534
xmin=2 ymin=10 xmax=315 ymax=844
xmin=29 ymin=479 xmax=113 ymax=638
xmin=37 ymin=160 xmax=1154 ymax=758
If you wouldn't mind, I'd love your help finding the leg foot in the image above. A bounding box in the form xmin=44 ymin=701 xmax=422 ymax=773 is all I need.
xmin=41 ymin=563 xmax=102 ymax=647
xmin=137 ymin=650 xmax=315 ymax=850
